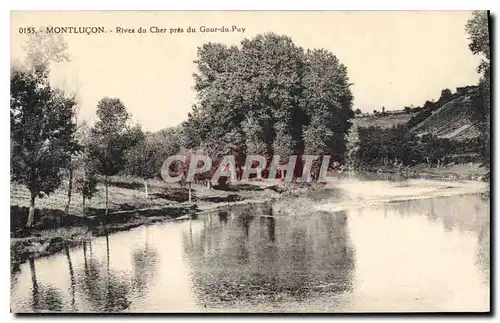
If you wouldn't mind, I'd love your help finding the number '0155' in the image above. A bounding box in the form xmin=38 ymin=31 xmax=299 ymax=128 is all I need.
xmin=19 ymin=27 xmax=36 ymax=34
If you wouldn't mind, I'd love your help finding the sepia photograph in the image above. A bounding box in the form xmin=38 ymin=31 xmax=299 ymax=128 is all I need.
xmin=9 ymin=10 xmax=491 ymax=313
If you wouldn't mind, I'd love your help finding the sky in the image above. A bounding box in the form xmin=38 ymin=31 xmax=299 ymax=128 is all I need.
xmin=11 ymin=11 xmax=483 ymax=132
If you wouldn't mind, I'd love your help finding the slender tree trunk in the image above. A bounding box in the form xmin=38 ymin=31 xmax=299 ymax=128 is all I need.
xmin=188 ymin=182 xmax=192 ymax=202
xmin=144 ymin=179 xmax=149 ymax=199
xmin=64 ymin=166 xmax=73 ymax=216
xmin=105 ymin=230 xmax=110 ymax=270
xmin=26 ymin=193 xmax=36 ymax=230
xmin=104 ymin=175 xmax=109 ymax=220
xmin=82 ymin=195 xmax=86 ymax=217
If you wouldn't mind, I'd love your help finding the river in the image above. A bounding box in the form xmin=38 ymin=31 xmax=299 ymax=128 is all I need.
xmin=10 ymin=177 xmax=490 ymax=313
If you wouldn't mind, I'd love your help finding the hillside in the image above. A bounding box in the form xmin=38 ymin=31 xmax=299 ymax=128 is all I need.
xmin=349 ymin=85 xmax=482 ymax=143
xmin=410 ymin=91 xmax=481 ymax=140
xmin=346 ymin=85 xmax=485 ymax=169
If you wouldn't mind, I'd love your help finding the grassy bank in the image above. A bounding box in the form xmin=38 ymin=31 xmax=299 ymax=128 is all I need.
xmin=12 ymin=163 xmax=484 ymax=272
xmin=10 ymin=176 xmax=304 ymax=272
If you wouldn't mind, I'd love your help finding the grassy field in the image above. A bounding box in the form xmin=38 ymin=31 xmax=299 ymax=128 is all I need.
xmin=353 ymin=113 xmax=412 ymax=129
xmin=10 ymin=174 xmax=286 ymax=237
xmin=11 ymin=175 xmax=281 ymax=216
xmin=348 ymin=113 xmax=412 ymax=146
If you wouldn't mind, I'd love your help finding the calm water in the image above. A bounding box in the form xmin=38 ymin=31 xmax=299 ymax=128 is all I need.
xmin=10 ymin=179 xmax=490 ymax=313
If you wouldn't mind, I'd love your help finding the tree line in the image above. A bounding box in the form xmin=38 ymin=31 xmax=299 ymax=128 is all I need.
xmin=353 ymin=124 xmax=483 ymax=168
xmin=11 ymin=32 xmax=355 ymax=230
xmin=11 ymin=12 xmax=489 ymax=230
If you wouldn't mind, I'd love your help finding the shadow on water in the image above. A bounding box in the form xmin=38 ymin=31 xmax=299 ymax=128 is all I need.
xmin=182 ymin=203 xmax=355 ymax=309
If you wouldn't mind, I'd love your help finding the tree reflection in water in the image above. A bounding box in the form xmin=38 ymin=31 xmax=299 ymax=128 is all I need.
xmin=28 ymin=257 xmax=64 ymax=312
xmin=77 ymin=232 xmax=132 ymax=312
xmin=64 ymin=244 xmax=76 ymax=312
xmin=182 ymin=202 xmax=355 ymax=309
xmin=131 ymin=226 xmax=160 ymax=298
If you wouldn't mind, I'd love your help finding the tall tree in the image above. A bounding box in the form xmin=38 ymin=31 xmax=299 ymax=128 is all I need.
xmin=184 ymin=33 xmax=354 ymax=180
xmin=301 ymin=49 xmax=354 ymax=163
xmin=23 ymin=30 xmax=70 ymax=75
xmin=20 ymin=30 xmax=81 ymax=222
xmin=89 ymin=98 xmax=143 ymax=218
xmin=11 ymin=68 xmax=79 ymax=229
xmin=125 ymin=136 xmax=165 ymax=198
xmin=75 ymin=133 xmax=99 ymax=216
xmin=466 ymin=11 xmax=491 ymax=167
xmin=466 ymin=11 xmax=490 ymax=77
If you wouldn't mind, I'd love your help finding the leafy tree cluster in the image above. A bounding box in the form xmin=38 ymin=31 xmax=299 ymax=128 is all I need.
xmin=11 ymin=32 xmax=148 ymax=228
xmin=353 ymin=125 xmax=482 ymax=168
xmin=86 ymin=97 xmax=145 ymax=216
xmin=181 ymin=33 xmax=354 ymax=176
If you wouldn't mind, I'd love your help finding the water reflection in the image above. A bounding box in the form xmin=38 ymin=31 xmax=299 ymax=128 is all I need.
xmin=10 ymin=186 xmax=489 ymax=313
xmin=131 ymin=227 xmax=160 ymax=297
xmin=29 ymin=257 xmax=64 ymax=312
xmin=77 ymin=233 xmax=132 ymax=312
xmin=63 ymin=244 xmax=76 ymax=312
xmin=182 ymin=205 xmax=355 ymax=309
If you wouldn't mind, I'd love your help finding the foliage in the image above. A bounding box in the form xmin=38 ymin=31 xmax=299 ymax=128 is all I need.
xmin=88 ymin=97 xmax=144 ymax=178
xmin=88 ymin=97 xmax=144 ymax=213
xmin=11 ymin=67 xmax=80 ymax=227
xmin=74 ymin=142 xmax=99 ymax=202
xmin=406 ymin=87 xmax=463 ymax=130
xmin=465 ymin=11 xmax=490 ymax=76
xmin=23 ymin=30 xmax=70 ymax=75
xmin=181 ymin=33 xmax=354 ymax=175
xmin=439 ymin=89 xmax=453 ymax=103
xmin=11 ymin=68 xmax=80 ymax=198
xmin=407 ymin=109 xmax=433 ymax=129
xmin=124 ymin=136 xmax=166 ymax=180
xmin=353 ymin=125 xmax=482 ymax=168
xmin=465 ymin=11 xmax=490 ymax=168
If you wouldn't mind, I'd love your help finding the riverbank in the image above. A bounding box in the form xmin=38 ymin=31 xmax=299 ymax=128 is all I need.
xmin=10 ymin=213 xmax=182 ymax=274
xmin=10 ymin=164 xmax=488 ymax=273
xmin=352 ymin=162 xmax=489 ymax=182
xmin=10 ymin=178 xmax=316 ymax=273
